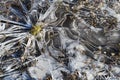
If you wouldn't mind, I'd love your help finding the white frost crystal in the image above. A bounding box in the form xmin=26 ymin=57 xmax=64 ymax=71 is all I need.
xmin=0 ymin=0 xmax=120 ymax=80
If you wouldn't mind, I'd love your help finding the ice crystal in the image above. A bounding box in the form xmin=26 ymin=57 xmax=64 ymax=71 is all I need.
xmin=0 ymin=0 xmax=120 ymax=80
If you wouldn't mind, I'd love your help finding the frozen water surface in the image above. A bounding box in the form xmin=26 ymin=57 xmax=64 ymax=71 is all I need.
xmin=0 ymin=0 xmax=120 ymax=80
